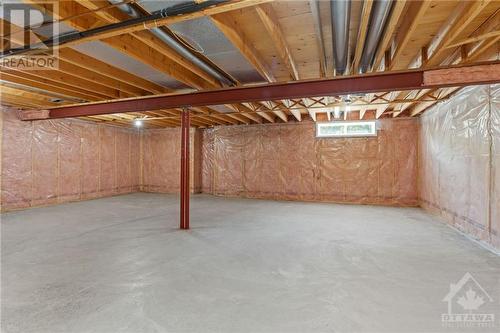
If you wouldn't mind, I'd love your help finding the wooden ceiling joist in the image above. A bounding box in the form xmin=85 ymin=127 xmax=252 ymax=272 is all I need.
xmin=425 ymin=0 xmax=494 ymax=67
xmin=0 ymin=71 xmax=98 ymax=102
xmin=246 ymin=4 xmax=315 ymax=121
xmin=58 ymin=49 xmax=164 ymax=94
xmin=352 ymin=0 xmax=374 ymax=74
xmin=1 ymin=68 xmax=109 ymax=100
xmin=21 ymin=0 xmax=275 ymax=50
xmin=388 ymin=0 xmax=431 ymax=71
xmin=18 ymin=62 xmax=500 ymax=120
xmin=74 ymin=0 xmax=224 ymax=88
xmin=211 ymin=12 xmax=274 ymax=83
xmin=2 ymin=0 xmax=499 ymax=127
xmin=29 ymin=0 xmax=268 ymax=126
xmin=255 ymin=3 xmax=299 ymax=80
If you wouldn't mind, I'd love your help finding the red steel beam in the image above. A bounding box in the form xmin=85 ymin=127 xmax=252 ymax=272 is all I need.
xmin=20 ymin=62 xmax=500 ymax=120
xmin=47 ymin=71 xmax=423 ymax=118
xmin=180 ymin=109 xmax=190 ymax=230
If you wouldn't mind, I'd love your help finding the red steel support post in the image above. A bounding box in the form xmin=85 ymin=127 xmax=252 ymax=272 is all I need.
xmin=180 ymin=109 xmax=190 ymax=229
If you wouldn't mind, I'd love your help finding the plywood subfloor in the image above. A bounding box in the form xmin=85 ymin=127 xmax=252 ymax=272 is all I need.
xmin=2 ymin=193 xmax=499 ymax=332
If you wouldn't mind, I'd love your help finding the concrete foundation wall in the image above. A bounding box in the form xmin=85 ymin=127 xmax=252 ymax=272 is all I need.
xmin=419 ymin=84 xmax=500 ymax=250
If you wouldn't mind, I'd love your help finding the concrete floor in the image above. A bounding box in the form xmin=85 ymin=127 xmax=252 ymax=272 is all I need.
xmin=1 ymin=193 xmax=499 ymax=333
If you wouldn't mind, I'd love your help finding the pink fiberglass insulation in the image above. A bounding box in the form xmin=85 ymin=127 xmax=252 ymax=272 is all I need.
xmin=32 ymin=120 xmax=58 ymax=207
xmin=200 ymin=118 xmax=418 ymax=206
xmin=1 ymin=108 xmax=33 ymax=210
xmin=0 ymin=107 xmax=140 ymax=211
xmin=58 ymin=120 xmax=83 ymax=202
xmin=419 ymin=84 xmax=499 ymax=250
xmin=81 ymin=122 xmax=100 ymax=200
xmin=3 ymin=84 xmax=498 ymax=253
xmin=141 ymin=128 xmax=181 ymax=193
xmin=192 ymin=129 xmax=203 ymax=193
xmin=140 ymin=127 xmax=201 ymax=194
xmin=116 ymin=130 xmax=130 ymax=194
xmin=492 ymin=85 xmax=500 ymax=250
xmin=130 ymin=131 xmax=141 ymax=189
xmin=99 ymin=126 xmax=116 ymax=197
xmin=201 ymin=129 xmax=215 ymax=194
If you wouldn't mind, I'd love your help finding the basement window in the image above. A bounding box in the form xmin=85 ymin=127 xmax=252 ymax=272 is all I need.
xmin=316 ymin=121 xmax=377 ymax=138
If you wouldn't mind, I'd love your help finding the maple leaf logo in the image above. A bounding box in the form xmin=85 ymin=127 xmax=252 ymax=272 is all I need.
xmin=457 ymin=288 xmax=485 ymax=311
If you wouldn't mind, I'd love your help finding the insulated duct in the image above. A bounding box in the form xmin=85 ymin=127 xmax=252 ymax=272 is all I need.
xmin=359 ymin=0 xmax=394 ymax=73
xmin=330 ymin=0 xmax=351 ymax=75
xmin=1 ymin=0 xmax=235 ymax=88
xmin=108 ymin=0 xmax=235 ymax=86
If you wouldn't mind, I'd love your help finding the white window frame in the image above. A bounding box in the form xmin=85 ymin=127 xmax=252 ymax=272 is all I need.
xmin=316 ymin=121 xmax=377 ymax=138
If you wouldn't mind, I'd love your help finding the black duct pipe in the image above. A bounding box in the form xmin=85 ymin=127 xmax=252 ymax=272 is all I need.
xmin=0 ymin=0 xmax=227 ymax=58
